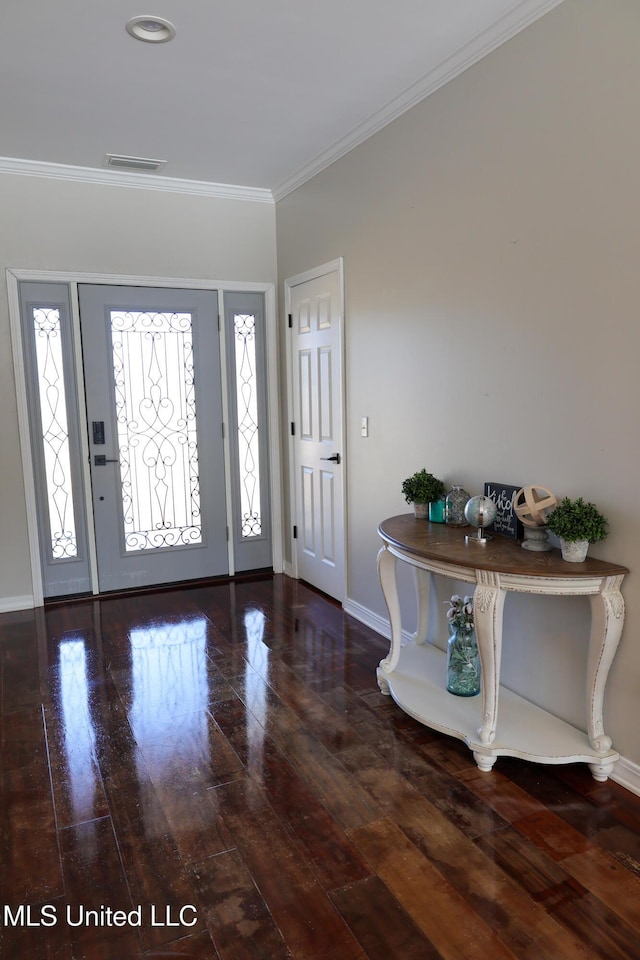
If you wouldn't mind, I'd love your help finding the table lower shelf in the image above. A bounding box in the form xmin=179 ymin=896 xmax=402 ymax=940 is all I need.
xmin=377 ymin=641 xmax=618 ymax=780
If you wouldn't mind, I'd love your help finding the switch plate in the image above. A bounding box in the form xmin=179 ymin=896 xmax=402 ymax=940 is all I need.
xmin=360 ymin=416 xmax=368 ymax=437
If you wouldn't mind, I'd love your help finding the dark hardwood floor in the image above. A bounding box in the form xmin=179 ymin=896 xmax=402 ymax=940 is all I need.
xmin=2 ymin=574 xmax=640 ymax=959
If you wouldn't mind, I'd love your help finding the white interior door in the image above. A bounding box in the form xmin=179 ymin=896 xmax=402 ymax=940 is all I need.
xmin=288 ymin=261 xmax=345 ymax=601
xmin=79 ymin=284 xmax=229 ymax=592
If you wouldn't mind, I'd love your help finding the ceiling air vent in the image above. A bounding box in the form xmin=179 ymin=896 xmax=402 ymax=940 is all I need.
xmin=104 ymin=154 xmax=167 ymax=172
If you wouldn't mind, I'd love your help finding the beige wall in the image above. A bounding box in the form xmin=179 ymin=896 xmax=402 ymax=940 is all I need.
xmin=276 ymin=0 xmax=640 ymax=763
xmin=0 ymin=174 xmax=277 ymax=604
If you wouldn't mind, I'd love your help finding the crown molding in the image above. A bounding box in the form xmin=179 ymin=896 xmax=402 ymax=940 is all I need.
xmin=0 ymin=1 xmax=564 ymax=205
xmin=0 ymin=156 xmax=274 ymax=203
xmin=272 ymin=0 xmax=566 ymax=201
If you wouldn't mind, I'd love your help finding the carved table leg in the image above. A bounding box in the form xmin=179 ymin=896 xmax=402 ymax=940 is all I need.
xmin=473 ymin=751 xmax=498 ymax=773
xmin=474 ymin=572 xmax=506 ymax=746
xmin=377 ymin=545 xmax=401 ymax=694
xmin=587 ymin=575 xmax=625 ymax=760
xmin=412 ymin=565 xmax=431 ymax=645
xmin=588 ymin=759 xmax=617 ymax=783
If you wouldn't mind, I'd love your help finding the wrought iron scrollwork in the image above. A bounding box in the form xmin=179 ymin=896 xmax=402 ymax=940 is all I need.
xmin=33 ymin=307 xmax=78 ymax=560
xmin=234 ymin=314 xmax=262 ymax=539
xmin=110 ymin=310 xmax=202 ymax=552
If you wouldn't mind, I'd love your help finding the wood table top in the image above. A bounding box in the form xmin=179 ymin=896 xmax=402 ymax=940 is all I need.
xmin=378 ymin=514 xmax=628 ymax=580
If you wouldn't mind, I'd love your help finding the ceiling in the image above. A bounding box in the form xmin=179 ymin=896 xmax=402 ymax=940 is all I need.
xmin=0 ymin=0 xmax=563 ymax=200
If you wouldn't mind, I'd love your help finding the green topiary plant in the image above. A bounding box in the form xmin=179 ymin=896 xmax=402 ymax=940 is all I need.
xmin=545 ymin=497 xmax=608 ymax=544
xmin=401 ymin=469 xmax=446 ymax=505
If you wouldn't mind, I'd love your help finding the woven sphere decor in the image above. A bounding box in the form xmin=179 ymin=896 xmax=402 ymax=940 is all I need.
xmin=514 ymin=486 xmax=558 ymax=528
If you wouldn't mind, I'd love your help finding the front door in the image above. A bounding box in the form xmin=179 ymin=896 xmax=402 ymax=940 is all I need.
xmin=79 ymin=285 xmax=228 ymax=592
xmin=287 ymin=261 xmax=345 ymax=601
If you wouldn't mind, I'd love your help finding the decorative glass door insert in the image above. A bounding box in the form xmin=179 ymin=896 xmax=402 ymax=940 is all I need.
xmin=110 ymin=309 xmax=202 ymax=552
xmin=233 ymin=313 xmax=262 ymax=539
xmin=33 ymin=306 xmax=79 ymax=560
xmin=79 ymin=285 xmax=229 ymax=592
xmin=224 ymin=291 xmax=271 ymax=572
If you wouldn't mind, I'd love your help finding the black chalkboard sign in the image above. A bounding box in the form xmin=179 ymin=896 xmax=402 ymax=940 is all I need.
xmin=484 ymin=482 xmax=523 ymax=540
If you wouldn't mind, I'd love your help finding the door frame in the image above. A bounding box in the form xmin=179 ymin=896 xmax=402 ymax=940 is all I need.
xmin=284 ymin=258 xmax=347 ymax=602
xmin=7 ymin=268 xmax=283 ymax=607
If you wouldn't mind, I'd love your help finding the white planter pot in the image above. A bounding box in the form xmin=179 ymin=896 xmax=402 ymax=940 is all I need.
xmin=413 ymin=503 xmax=429 ymax=519
xmin=560 ymin=538 xmax=589 ymax=562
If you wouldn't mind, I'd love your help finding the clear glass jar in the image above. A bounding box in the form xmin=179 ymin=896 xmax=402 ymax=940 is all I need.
xmin=445 ymin=485 xmax=470 ymax=526
xmin=446 ymin=624 xmax=481 ymax=696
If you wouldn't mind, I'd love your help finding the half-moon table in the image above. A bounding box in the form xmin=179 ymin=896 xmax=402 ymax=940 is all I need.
xmin=377 ymin=515 xmax=628 ymax=780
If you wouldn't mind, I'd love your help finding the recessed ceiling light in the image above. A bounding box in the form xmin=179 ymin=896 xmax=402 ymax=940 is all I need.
xmin=126 ymin=16 xmax=176 ymax=43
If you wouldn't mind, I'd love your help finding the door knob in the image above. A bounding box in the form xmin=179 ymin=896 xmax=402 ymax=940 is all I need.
xmin=94 ymin=455 xmax=119 ymax=466
xmin=321 ymin=453 xmax=341 ymax=464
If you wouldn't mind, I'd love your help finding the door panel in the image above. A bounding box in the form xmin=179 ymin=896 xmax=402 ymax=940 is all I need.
xmin=290 ymin=265 xmax=345 ymax=600
xmin=18 ymin=282 xmax=92 ymax=598
xmin=79 ymin=285 xmax=228 ymax=592
xmin=223 ymin=291 xmax=272 ymax=572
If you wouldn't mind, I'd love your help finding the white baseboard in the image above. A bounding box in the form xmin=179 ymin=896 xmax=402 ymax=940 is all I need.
xmin=610 ymin=756 xmax=640 ymax=797
xmin=0 ymin=595 xmax=34 ymax=613
xmin=343 ymin=594 xmax=640 ymax=799
xmin=343 ymin=596 xmax=390 ymax=637
xmin=343 ymin=596 xmax=416 ymax=645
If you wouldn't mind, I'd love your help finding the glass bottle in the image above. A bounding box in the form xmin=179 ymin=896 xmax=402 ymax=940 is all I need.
xmin=445 ymin=484 xmax=470 ymax=526
xmin=446 ymin=623 xmax=481 ymax=696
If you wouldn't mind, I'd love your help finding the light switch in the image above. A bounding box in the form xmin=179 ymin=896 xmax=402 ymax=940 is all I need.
xmin=361 ymin=416 xmax=369 ymax=437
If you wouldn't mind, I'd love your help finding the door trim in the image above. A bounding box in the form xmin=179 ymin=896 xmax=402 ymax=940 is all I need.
xmin=7 ymin=268 xmax=282 ymax=607
xmin=284 ymin=258 xmax=347 ymax=601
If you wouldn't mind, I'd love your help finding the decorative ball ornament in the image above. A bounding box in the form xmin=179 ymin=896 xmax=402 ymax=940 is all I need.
xmin=464 ymin=495 xmax=498 ymax=545
xmin=514 ymin=486 xmax=558 ymax=527
xmin=514 ymin=485 xmax=558 ymax=552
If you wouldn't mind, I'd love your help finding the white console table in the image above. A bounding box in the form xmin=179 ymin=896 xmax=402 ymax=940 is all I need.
xmin=377 ymin=515 xmax=627 ymax=781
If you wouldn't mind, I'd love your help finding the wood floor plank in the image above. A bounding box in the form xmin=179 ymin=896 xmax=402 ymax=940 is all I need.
xmin=58 ymin=816 xmax=141 ymax=958
xmin=254 ymin=694 xmax=378 ymax=832
xmin=369 ymin=735 xmax=510 ymax=841
xmin=501 ymin=759 xmax=640 ymax=874
xmin=208 ymin=693 xmax=371 ymax=891
xmin=512 ymin=810 xmax=593 ymax=861
xmin=192 ymin=848 xmax=292 ymax=959
xmin=340 ymin=743 xmax=602 ymax=960
xmin=457 ymin=766 xmax=549 ymax=824
xmin=135 ymin=707 xmax=244 ymax=788
xmin=247 ymin=736 xmax=372 ymax=891
xmin=213 ymin=682 xmax=379 ymax=832
xmin=1 ymin=704 xmax=48 ymax=771
xmin=475 ymin=825 xmax=586 ymax=901
xmin=210 ymin=777 xmax=367 ymax=959
xmin=348 ymin=816 xmax=516 ymax=960
xmin=44 ymin=701 xmax=110 ymax=829
xmin=330 ymin=875 xmax=442 ymax=960
xmin=546 ymin=890 xmax=640 ymax=960
xmin=2 ymin=575 xmax=640 ymax=959
xmin=0 ymin=896 xmax=74 ymax=960
xmin=561 ymin=845 xmax=640 ymax=931
xmin=0 ymin=753 xmax=63 ymax=904
xmin=478 ymin=827 xmax=640 ymax=960
xmin=0 ymin=617 xmax=47 ymax=714
xmin=93 ymin=718 xmax=208 ymax=951
xmin=141 ymin=929 xmax=221 ymax=957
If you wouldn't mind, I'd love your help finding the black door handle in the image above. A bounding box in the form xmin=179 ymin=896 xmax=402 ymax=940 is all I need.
xmin=321 ymin=454 xmax=341 ymax=464
xmin=94 ymin=455 xmax=119 ymax=466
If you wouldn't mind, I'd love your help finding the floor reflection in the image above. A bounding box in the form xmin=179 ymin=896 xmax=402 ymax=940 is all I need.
xmin=243 ymin=607 xmax=268 ymax=774
xmin=59 ymin=638 xmax=98 ymax=827
xmin=130 ymin=619 xmax=210 ymax=791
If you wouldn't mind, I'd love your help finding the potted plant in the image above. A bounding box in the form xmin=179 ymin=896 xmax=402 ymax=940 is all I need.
xmin=545 ymin=496 xmax=608 ymax=562
xmin=401 ymin=469 xmax=446 ymax=519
